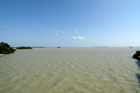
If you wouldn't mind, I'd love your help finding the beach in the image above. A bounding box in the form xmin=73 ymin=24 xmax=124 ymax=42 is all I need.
xmin=0 ymin=47 xmax=140 ymax=93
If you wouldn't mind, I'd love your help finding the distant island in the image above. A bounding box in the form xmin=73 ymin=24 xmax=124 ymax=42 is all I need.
xmin=16 ymin=46 xmax=32 ymax=49
xmin=57 ymin=47 xmax=61 ymax=48
xmin=94 ymin=46 xmax=108 ymax=47
xmin=32 ymin=47 xmax=45 ymax=48
xmin=0 ymin=42 xmax=16 ymax=54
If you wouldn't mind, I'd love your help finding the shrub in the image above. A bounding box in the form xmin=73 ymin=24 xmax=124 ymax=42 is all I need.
xmin=16 ymin=46 xmax=32 ymax=49
xmin=133 ymin=50 xmax=140 ymax=60
xmin=136 ymin=51 xmax=140 ymax=56
xmin=0 ymin=42 xmax=16 ymax=54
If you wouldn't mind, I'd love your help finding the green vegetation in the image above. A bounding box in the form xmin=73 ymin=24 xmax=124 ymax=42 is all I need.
xmin=0 ymin=42 xmax=16 ymax=54
xmin=133 ymin=50 xmax=140 ymax=60
xmin=16 ymin=46 xmax=32 ymax=49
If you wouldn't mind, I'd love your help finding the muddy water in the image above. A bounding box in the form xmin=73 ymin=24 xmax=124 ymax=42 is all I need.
xmin=0 ymin=47 xmax=140 ymax=93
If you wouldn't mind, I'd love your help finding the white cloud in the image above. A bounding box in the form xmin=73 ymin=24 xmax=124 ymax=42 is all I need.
xmin=74 ymin=29 xmax=78 ymax=33
xmin=53 ymin=29 xmax=60 ymax=36
xmin=4 ymin=26 xmax=9 ymax=28
xmin=60 ymin=31 xmax=64 ymax=34
xmin=55 ymin=33 xmax=59 ymax=36
xmin=72 ymin=36 xmax=85 ymax=41
xmin=72 ymin=36 xmax=77 ymax=39
xmin=53 ymin=29 xmax=59 ymax=33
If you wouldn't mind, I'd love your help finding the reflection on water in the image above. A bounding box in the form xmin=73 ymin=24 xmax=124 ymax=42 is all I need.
xmin=0 ymin=47 xmax=140 ymax=93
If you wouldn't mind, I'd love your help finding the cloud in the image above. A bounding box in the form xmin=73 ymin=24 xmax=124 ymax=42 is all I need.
xmin=4 ymin=26 xmax=9 ymax=28
xmin=74 ymin=29 xmax=78 ymax=33
xmin=53 ymin=29 xmax=60 ymax=36
xmin=60 ymin=31 xmax=64 ymax=34
xmin=35 ymin=24 xmax=38 ymax=26
xmin=53 ymin=29 xmax=59 ymax=33
xmin=55 ymin=33 xmax=59 ymax=36
xmin=72 ymin=36 xmax=85 ymax=41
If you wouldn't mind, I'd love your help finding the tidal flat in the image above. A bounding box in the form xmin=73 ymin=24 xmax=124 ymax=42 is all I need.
xmin=0 ymin=47 xmax=140 ymax=93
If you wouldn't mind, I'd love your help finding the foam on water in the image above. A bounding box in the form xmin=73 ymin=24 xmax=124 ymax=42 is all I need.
xmin=0 ymin=47 xmax=140 ymax=93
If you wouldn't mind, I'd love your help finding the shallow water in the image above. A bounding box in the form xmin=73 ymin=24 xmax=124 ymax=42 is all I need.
xmin=0 ymin=47 xmax=140 ymax=93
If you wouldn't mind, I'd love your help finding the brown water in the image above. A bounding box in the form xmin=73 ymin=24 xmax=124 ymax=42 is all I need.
xmin=0 ymin=47 xmax=140 ymax=93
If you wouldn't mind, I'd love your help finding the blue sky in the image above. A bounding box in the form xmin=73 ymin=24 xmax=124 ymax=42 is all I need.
xmin=0 ymin=0 xmax=140 ymax=47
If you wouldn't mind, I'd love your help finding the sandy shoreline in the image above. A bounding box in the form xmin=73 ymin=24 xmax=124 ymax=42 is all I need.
xmin=0 ymin=54 xmax=4 ymax=57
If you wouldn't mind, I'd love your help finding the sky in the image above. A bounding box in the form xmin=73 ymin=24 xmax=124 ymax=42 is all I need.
xmin=0 ymin=0 xmax=140 ymax=47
